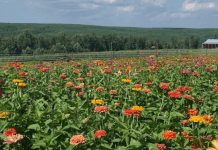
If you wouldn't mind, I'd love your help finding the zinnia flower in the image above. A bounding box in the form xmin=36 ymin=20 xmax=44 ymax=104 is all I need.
xmin=131 ymin=106 xmax=144 ymax=111
xmin=0 ymin=112 xmax=9 ymax=118
xmin=132 ymin=88 xmax=141 ymax=91
xmin=4 ymin=128 xmax=16 ymax=137
xmin=214 ymin=87 xmax=218 ymax=92
xmin=96 ymin=86 xmax=104 ymax=92
xmin=3 ymin=134 xmax=24 ymax=145
xmin=91 ymin=99 xmax=103 ymax=104
xmin=74 ymin=69 xmax=80 ymax=73
xmin=109 ymin=90 xmax=117 ymax=95
xmin=180 ymin=119 xmax=189 ymax=125
xmin=207 ymin=139 xmax=218 ymax=150
xmin=77 ymin=77 xmax=84 ymax=81
xmin=124 ymin=109 xmax=141 ymax=116
xmin=19 ymin=72 xmax=24 ymax=76
xmin=70 ymin=135 xmax=85 ymax=146
xmin=163 ymin=130 xmax=176 ymax=140
xmin=187 ymin=109 xmax=198 ymax=116
xmin=121 ymin=79 xmax=132 ymax=83
xmin=155 ymin=143 xmax=166 ymax=150
xmin=66 ymin=82 xmax=74 ymax=87
xmin=104 ymin=69 xmax=111 ymax=74
xmin=94 ymin=106 xmax=109 ymax=113
xmin=159 ymin=83 xmax=170 ymax=90
xmin=94 ymin=130 xmax=106 ymax=138
xmin=143 ymin=88 xmax=151 ymax=93
xmin=168 ymin=91 xmax=181 ymax=98
xmin=60 ymin=73 xmax=67 ymax=79
xmin=41 ymin=68 xmax=47 ymax=73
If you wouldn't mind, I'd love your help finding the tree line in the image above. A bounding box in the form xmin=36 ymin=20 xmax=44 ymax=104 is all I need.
xmin=0 ymin=29 xmax=217 ymax=56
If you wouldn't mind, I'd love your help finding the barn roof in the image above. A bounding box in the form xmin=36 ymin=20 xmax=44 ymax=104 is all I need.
xmin=202 ymin=39 xmax=218 ymax=44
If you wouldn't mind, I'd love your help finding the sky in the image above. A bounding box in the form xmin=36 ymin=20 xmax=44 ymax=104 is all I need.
xmin=0 ymin=0 xmax=218 ymax=28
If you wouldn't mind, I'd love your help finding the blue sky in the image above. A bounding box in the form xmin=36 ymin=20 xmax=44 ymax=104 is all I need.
xmin=0 ymin=0 xmax=218 ymax=28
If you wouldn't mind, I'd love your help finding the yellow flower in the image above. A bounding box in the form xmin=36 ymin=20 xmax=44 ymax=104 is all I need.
xmin=132 ymin=88 xmax=142 ymax=91
xmin=121 ymin=79 xmax=132 ymax=83
xmin=13 ymin=79 xmax=23 ymax=83
xmin=0 ymin=112 xmax=9 ymax=118
xmin=15 ymin=83 xmax=26 ymax=87
xmin=207 ymin=139 xmax=218 ymax=150
xmin=91 ymin=99 xmax=103 ymax=104
xmin=65 ymin=114 xmax=70 ymax=118
xmin=189 ymin=116 xmax=206 ymax=123
xmin=131 ymin=106 xmax=144 ymax=111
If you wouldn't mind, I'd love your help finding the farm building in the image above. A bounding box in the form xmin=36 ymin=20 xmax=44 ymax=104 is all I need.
xmin=202 ymin=39 xmax=218 ymax=49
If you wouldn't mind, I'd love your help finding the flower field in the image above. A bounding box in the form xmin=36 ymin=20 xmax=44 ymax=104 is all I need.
xmin=1 ymin=54 xmax=218 ymax=150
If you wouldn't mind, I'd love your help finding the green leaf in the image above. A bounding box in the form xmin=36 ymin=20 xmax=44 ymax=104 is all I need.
xmin=182 ymin=127 xmax=192 ymax=133
xmin=66 ymin=144 xmax=75 ymax=150
xmin=114 ymin=146 xmax=126 ymax=150
xmin=112 ymin=138 xmax=121 ymax=143
xmin=101 ymin=144 xmax=112 ymax=149
xmin=147 ymin=143 xmax=158 ymax=150
xmin=28 ymin=124 xmax=40 ymax=131
xmin=170 ymin=112 xmax=184 ymax=118
xmin=127 ymin=138 xmax=142 ymax=148
xmin=147 ymin=107 xmax=158 ymax=111
xmin=45 ymin=119 xmax=52 ymax=126
xmin=31 ymin=140 xmax=46 ymax=149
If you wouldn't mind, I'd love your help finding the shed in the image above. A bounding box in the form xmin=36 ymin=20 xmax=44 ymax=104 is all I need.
xmin=202 ymin=39 xmax=218 ymax=49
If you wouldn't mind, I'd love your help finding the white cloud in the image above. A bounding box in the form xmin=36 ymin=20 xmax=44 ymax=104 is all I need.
xmin=79 ymin=3 xmax=99 ymax=9
xmin=94 ymin=0 xmax=117 ymax=3
xmin=117 ymin=6 xmax=134 ymax=12
xmin=152 ymin=12 xmax=191 ymax=20
xmin=182 ymin=0 xmax=216 ymax=11
xmin=141 ymin=0 xmax=167 ymax=7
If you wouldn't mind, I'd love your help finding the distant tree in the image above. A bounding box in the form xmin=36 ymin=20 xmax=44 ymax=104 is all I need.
xmin=189 ymin=35 xmax=195 ymax=49
xmin=16 ymin=30 xmax=36 ymax=51
xmin=193 ymin=37 xmax=200 ymax=49
xmin=50 ymin=42 xmax=66 ymax=53
xmin=22 ymin=46 xmax=34 ymax=55
xmin=213 ymin=31 xmax=218 ymax=39
xmin=183 ymin=37 xmax=189 ymax=49
xmin=73 ymin=42 xmax=82 ymax=53
xmin=56 ymin=31 xmax=68 ymax=46
xmin=34 ymin=47 xmax=46 ymax=55
xmin=170 ymin=34 xmax=179 ymax=49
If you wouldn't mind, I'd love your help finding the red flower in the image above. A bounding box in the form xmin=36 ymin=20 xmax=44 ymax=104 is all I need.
xmin=155 ymin=143 xmax=166 ymax=150
xmin=0 ymin=88 xmax=2 ymax=97
xmin=134 ymin=84 xmax=142 ymax=88
xmin=73 ymin=86 xmax=83 ymax=91
xmin=96 ymin=86 xmax=104 ymax=92
xmin=0 ymin=79 xmax=4 ymax=84
xmin=70 ymin=135 xmax=85 ymax=146
xmin=176 ymin=86 xmax=193 ymax=92
xmin=94 ymin=130 xmax=106 ymax=138
xmin=94 ymin=106 xmax=109 ymax=113
xmin=41 ymin=68 xmax=47 ymax=73
xmin=104 ymin=69 xmax=111 ymax=74
xmin=74 ymin=69 xmax=80 ymax=73
xmin=124 ymin=109 xmax=141 ymax=116
xmin=180 ymin=119 xmax=190 ymax=125
xmin=163 ymin=130 xmax=176 ymax=140
xmin=214 ymin=86 xmax=218 ymax=92
xmin=187 ymin=109 xmax=198 ymax=116
xmin=60 ymin=73 xmax=67 ymax=79
xmin=4 ymin=128 xmax=16 ymax=137
xmin=143 ymin=88 xmax=151 ymax=93
xmin=76 ymin=92 xmax=83 ymax=97
xmin=19 ymin=72 xmax=25 ymax=76
xmin=109 ymin=90 xmax=117 ymax=95
xmin=168 ymin=91 xmax=181 ymax=98
xmin=7 ymin=62 xmax=11 ymax=66
xmin=159 ymin=83 xmax=170 ymax=90
xmin=192 ymin=72 xmax=199 ymax=77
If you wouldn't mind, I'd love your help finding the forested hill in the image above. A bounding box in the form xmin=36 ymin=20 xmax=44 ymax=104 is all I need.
xmin=0 ymin=23 xmax=217 ymax=40
xmin=0 ymin=23 xmax=217 ymax=55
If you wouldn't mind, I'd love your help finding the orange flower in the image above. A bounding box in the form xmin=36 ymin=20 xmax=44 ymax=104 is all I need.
xmin=184 ymin=94 xmax=194 ymax=100
xmin=4 ymin=128 xmax=16 ymax=137
xmin=70 ymin=135 xmax=85 ymax=146
xmin=66 ymin=82 xmax=74 ymax=87
xmin=76 ymin=92 xmax=83 ymax=97
xmin=114 ymin=102 xmax=120 ymax=106
xmin=104 ymin=69 xmax=111 ymax=74
xmin=74 ymin=69 xmax=80 ymax=73
xmin=60 ymin=73 xmax=67 ymax=79
xmin=181 ymin=131 xmax=194 ymax=141
xmin=127 ymin=66 xmax=132 ymax=70
xmin=180 ymin=119 xmax=190 ymax=125
xmin=159 ymin=83 xmax=170 ymax=90
xmin=214 ymin=81 xmax=218 ymax=85
xmin=87 ymin=72 xmax=92 ymax=76
xmin=110 ymin=90 xmax=117 ymax=95
xmin=94 ymin=106 xmax=109 ymax=113
xmin=163 ymin=130 xmax=176 ymax=140
xmin=134 ymin=84 xmax=142 ymax=88
xmin=96 ymin=86 xmax=104 ymax=92
xmin=77 ymin=77 xmax=84 ymax=81
xmin=187 ymin=109 xmax=198 ymax=116
xmin=168 ymin=91 xmax=181 ymax=98
xmin=192 ymin=72 xmax=199 ymax=77
xmin=94 ymin=130 xmax=106 ymax=138
xmin=214 ymin=87 xmax=218 ymax=92
xmin=88 ymin=85 xmax=94 ymax=88
xmin=41 ymin=68 xmax=47 ymax=73
xmin=7 ymin=62 xmax=11 ymax=66
xmin=19 ymin=72 xmax=24 ymax=76
xmin=143 ymin=88 xmax=151 ymax=93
